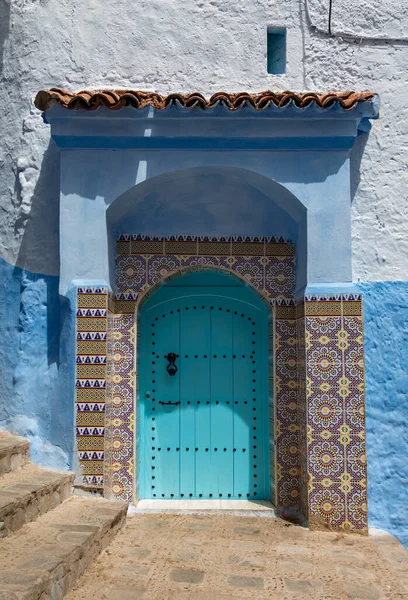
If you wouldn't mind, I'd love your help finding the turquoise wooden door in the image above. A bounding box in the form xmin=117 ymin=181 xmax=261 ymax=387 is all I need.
xmin=139 ymin=272 xmax=270 ymax=500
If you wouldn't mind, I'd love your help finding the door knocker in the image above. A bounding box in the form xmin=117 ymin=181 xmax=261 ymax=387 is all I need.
xmin=165 ymin=352 xmax=178 ymax=376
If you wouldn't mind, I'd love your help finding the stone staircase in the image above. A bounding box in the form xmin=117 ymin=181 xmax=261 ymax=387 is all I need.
xmin=0 ymin=431 xmax=128 ymax=599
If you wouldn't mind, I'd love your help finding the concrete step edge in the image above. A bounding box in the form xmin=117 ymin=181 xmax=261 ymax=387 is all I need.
xmin=0 ymin=496 xmax=128 ymax=600
xmin=0 ymin=467 xmax=75 ymax=537
xmin=0 ymin=431 xmax=30 ymax=476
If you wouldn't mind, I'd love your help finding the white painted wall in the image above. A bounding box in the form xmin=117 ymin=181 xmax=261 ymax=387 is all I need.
xmin=0 ymin=0 xmax=407 ymax=281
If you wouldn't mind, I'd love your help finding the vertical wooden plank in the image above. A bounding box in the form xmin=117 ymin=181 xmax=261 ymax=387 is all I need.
xmin=179 ymin=302 xmax=203 ymax=498
xmin=252 ymin=304 xmax=269 ymax=500
xmin=258 ymin=307 xmax=270 ymax=500
xmin=145 ymin=302 xmax=180 ymax=499
xmin=269 ymin=310 xmax=276 ymax=503
xmin=139 ymin=314 xmax=149 ymax=500
xmin=190 ymin=304 xmax=212 ymax=498
xmin=232 ymin=303 xmax=254 ymax=498
xmin=210 ymin=304 xmax=234 ymax=498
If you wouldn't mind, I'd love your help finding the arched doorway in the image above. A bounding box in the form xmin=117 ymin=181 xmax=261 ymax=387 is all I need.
xmin=101 ymin=166 xmax=304 ymax=508
xmin=138 ymin=271 xmax=271 ymax=501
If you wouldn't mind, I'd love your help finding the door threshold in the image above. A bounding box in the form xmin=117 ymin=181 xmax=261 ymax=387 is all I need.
xmin=131 ymin=499 xmax=276 ymax=513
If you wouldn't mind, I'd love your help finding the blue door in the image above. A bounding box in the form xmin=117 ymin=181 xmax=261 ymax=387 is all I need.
xmin=139 ymin=271 xmax=270 ymax=500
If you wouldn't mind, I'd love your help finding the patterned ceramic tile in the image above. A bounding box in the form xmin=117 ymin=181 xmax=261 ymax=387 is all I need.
xmin=347 ymin=486 xmax=368 ymax=530
xmin=75 ymin=288 xmax=108 ymax=489
xmin=77 ymin=236 xmax=368 ymax=532
xmin=117 ymin=234 xmax=295 ymax=258
xmin=146 ymin=255 xmax=181 ymax=286
xmin=115 ymin=237 xmax=296 ymax=300
xmin=181 ymin=254 xmax=222 ymax=270
xmin=275 ymin=317 xmax=300 ymax=507
xmin=108 ymin=236 xmax=297 ymax=505
xmin=104 ymin=313 xmax=135 ymax=501
xmin=303 ymin=297 xmax=367 ymax=532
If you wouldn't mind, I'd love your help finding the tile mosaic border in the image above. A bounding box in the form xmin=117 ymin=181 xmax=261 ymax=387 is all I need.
xmin=75 ymin=287 xmax=108 ymax=488
xmin=104 ymin=313 xmax=135 ymax=501
xmin=74 ymin=236 xmax=368 ymax=532
xmin=118 ymin=234 xmax=293 ymax=242
xmin=106 ymin=236 xmax=298 ymax=506
xmin=302 ymin=296 xmax=367 ymax=531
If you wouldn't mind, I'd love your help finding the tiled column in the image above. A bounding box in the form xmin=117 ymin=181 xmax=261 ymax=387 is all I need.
xmin=104 ymin=297 xmax=136 ymax=502
xmin=296 ymin=300 xmax=309 ymax=519
xmin=302 ymin=293 xmax=367 ymax=531
xmin=104 ymin=303 xmax=114 ymax=497
xmin=75 ymin=287 xmax=108 ymax=490
xmin=275 ymin=301 xmax=300 ymax=507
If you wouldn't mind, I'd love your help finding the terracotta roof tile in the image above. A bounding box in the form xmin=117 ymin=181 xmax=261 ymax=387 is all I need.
xmin=34 ymin=88 xmax=376 ymax=112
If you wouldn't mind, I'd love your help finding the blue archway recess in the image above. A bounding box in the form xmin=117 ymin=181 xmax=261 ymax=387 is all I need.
xmin=106 ymin=166 xmax=307 ymax=295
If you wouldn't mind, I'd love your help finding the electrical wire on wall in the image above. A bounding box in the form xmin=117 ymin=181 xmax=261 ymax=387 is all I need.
xmin=328 ymin=0 xmax=333 ymax=36
xmin=304 ymin=0 xmax=408 ymax=44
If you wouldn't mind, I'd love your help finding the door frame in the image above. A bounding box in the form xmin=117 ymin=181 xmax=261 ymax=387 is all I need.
xmin=134 ymin=265 xmax=277 ymax=504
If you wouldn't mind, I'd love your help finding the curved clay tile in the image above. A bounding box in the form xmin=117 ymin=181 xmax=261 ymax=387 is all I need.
xmin=34 ymin=88 xmax=376 ymax=112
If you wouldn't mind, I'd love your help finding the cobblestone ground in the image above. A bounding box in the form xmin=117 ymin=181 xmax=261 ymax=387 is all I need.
xmin=66 ymin=512 xmax=408 ymax=600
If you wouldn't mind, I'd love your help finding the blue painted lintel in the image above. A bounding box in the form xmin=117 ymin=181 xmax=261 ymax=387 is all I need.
xmin=54 ymin=135 xmax=356 ymax=150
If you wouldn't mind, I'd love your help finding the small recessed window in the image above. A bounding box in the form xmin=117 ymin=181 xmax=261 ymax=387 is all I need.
xmin=267 ymin=27 xmax=286 ymax=74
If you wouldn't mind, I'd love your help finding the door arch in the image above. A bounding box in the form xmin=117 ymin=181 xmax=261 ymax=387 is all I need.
xmin=138 ymin=270 xmax=272 ymax=501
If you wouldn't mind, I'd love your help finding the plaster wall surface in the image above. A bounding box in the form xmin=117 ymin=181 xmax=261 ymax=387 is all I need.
xmin=0 ymin=256 xmax=73 ymax=469
xmin=359 ymin=282 xmax=408 ymax=548
xmin=0 ymin=0 xmax=407 ymax=280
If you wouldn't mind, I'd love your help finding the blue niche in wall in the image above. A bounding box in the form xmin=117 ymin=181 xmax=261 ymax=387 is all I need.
xmin=267 ymin=27 xmax=286 ymax=75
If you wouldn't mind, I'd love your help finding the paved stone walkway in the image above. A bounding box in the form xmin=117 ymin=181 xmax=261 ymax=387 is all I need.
xmin=66 ymin=512 xmax=408 ymax=600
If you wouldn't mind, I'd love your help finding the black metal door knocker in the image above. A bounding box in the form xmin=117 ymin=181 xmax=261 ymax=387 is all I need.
xmin=165 ymin=352 xmax=178 ymax=376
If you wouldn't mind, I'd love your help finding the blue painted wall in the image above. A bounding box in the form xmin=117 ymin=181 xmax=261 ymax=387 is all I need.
xmin=59 ymin=148 xmax=352 ymax=294
xmin=359 ymin=282 xmax=408 ymax=547
xmin=0 ymin=256 xmax=74 ymax=469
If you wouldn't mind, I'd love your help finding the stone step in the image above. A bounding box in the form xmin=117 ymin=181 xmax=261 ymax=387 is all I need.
xmin=0 ymin=496 xmax=128 ymax=600
xmin=0 ymin=464 xmax=74 ymax=537
xmin=0 ymin=431 xmax=30 ymax=476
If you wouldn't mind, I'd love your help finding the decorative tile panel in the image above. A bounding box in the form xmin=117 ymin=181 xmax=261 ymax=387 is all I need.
xmin=104 ymin=311 xmax=136 ymax=502
xmin=116 ymin=235 xmax=296 ymax=301
xmin=275 ymin=306 xmax=300 ymax=507
xmin=296 ymin=301 xmax=309 ymax=520
xmin=75 ymin=287 xmax=108 ymax=489
xmin=303 ymin=296 xmax=367 ymax=531
xmin=77 ymin=234 xmax=368 ymax=533
xmin=103 ymin=307 xmax=114 ymax=497
xmin=106 ymin=235 xmax=298 ymax=506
